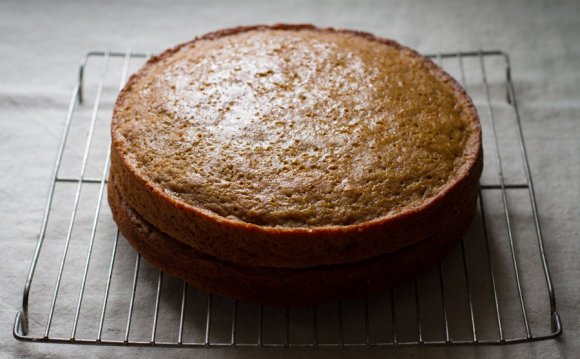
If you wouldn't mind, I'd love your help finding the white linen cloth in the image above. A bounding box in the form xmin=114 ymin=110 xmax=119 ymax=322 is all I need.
xmin=1 ymin=0 xmax=578 ymax=358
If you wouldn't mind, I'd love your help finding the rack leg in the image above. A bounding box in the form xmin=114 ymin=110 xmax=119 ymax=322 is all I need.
xmin=13 ymin=311 xmax=28 ymax=339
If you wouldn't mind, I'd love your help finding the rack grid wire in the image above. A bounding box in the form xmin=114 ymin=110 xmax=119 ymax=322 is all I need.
xmin=14 ymin=49 xmax=562 ymax=348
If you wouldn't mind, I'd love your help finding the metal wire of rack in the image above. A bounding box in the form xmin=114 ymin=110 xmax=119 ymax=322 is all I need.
xmin=13 ymin=49 xmax=562 ymax=348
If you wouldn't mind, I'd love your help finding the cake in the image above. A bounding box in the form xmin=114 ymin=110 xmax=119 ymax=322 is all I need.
xmin=108 ymin=24 xmax=482 ymax=304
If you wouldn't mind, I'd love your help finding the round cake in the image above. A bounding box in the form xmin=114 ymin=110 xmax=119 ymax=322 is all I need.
xmin=109 ymin=24 xmax=482 ymax=303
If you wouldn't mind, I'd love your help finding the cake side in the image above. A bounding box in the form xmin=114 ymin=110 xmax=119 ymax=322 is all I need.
xmin=110 ymin=151 xmax=480 ymax=267
xmin=108 ymin=174 xmax=477 ymax=305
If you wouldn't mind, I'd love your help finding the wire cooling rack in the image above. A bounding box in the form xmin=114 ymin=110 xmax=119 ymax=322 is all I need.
xmin=14 ymin=49 xmax=562 ymax=348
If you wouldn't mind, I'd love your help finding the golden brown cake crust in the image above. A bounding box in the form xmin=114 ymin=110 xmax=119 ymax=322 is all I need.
xmin=111 ymin=24 xmax=482 ymax=268
xmin=108 ymin=175 xmax=477 ymax=305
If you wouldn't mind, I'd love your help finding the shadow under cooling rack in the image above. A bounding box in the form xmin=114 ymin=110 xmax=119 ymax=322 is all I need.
xmin=14 ymin=49 xmax=561 ymax=348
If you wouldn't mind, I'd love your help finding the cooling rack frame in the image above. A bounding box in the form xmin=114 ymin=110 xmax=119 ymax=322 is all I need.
xmin=14 ymin=49 xmax=562 ymax=348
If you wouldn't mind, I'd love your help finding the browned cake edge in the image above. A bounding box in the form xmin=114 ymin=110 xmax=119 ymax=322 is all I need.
xmin=108 ymin=175 xmax=477 ymax=305
xmin=111 ymin=24 xmax=483 ymax=268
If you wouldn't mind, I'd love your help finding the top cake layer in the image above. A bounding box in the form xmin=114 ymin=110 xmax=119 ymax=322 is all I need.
xmin=112 ymin=27 xmax=479 ymax=227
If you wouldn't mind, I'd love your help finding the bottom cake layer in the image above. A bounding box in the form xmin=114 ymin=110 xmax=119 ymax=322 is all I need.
xmin=108 ymin=175 xmax=477 ymax=305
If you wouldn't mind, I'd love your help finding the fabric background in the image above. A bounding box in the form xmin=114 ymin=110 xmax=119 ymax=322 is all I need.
xmin=1 ymin=0 xmax=578 ymax=358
